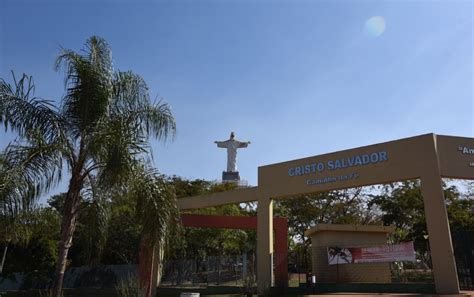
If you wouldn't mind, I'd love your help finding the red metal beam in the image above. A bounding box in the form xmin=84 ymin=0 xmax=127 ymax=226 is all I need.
xmin=138 ymin=214 xmax=289 ymax=293
xmin=181 ymin=214 xmax=288 ymax=287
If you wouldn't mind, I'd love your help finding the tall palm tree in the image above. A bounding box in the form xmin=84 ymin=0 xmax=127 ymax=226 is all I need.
xmin=0 ymin=36 xmax=176 ymax=296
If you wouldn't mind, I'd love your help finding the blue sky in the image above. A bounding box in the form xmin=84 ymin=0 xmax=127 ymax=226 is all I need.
xmin=1 ymin=0 xmax=472 ymax=197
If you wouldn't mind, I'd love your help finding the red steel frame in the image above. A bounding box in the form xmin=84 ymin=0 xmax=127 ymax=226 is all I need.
xmin=138 ymin=214 xmax=288 ymax=296
xmin=180 ymin=214 xmax=288 ymax=287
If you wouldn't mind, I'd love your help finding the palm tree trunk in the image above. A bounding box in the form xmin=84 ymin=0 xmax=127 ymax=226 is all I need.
xmin=0 ymin=243 xmax=8 ymax=275
xmin=51 ymin=172 xmax=83 ymax=297
xmin=153 ymin=238 xmax=165 ymax=294
xmin=138 ymin=236 xmax=155 ymax=297
xmin=138 ymin=235 xmax=165 ymax=297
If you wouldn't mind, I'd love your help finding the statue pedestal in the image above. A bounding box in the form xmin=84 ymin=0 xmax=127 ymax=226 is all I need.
xmin=222 ymin=171 xmax=240 ymax=181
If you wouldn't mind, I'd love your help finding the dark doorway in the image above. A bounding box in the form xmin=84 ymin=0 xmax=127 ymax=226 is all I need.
xmin=453 ymin=231 xmax=474 ymax=290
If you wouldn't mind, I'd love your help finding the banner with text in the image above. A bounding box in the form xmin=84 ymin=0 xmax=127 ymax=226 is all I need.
xmin=327 ymin=241 xmax=416 ymax=265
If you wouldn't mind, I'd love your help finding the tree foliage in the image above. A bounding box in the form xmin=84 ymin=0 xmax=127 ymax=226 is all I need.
xmin=369 ymin=180 xmax=474 ymax=251
xmin=169 ymin=177 xmax=254 ymax=262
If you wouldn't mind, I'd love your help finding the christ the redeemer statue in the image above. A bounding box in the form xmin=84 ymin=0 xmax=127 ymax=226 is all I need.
xmin=214 ymin=132 xmax=251 ymax=173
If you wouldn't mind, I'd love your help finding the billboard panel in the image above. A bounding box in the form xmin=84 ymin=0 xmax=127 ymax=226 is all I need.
xmin=327 ymin=241 xmax=416 ymax=265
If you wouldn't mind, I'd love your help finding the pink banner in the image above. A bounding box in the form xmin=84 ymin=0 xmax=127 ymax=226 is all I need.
xmin=327 ymin=241 xmax=416 ymax=265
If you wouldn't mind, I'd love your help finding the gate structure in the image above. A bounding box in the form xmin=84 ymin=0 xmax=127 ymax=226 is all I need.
xmin=180 ymin=214 xmax=288 ymax=287
xmin=177 ymin=133 xmax=473 ymax=294
xmin=453 ymin=231 xmax=474 ymax=290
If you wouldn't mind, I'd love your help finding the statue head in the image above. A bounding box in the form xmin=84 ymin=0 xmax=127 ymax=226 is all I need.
xmin=230 ymin=132 xmax=235 ymax=139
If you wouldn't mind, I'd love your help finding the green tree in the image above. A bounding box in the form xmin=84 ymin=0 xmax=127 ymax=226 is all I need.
xmin=100 ymin=193 xmax=141 ymax=265
xmin=0 ymin=36 xmax=176 ymax=296
xmin=444 ymin=182 xmax=474 ymax=233
xmin=368 ymin=181 xmax=426 ymax=246
xmin=368 ymin=180 xmax=474 ymax=251
xmin=3 ymin=207 xmax=60 ymax=288
xmin=274 ymin=188 xmax=377 ymax=269
xmin=167 ymin=178 xmax=256 ymax=286
xmin=46 ymin=191 xmax=109 ymax=267
xmin=70 ymin=197 xmax=110 ymax=266
xmin=0 ymin=132 xmax=60 ymax=275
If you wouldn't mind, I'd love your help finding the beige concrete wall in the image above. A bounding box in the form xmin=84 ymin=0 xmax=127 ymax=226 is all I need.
xmin=436 ymin=135 xmax=474 ymax=179
xmin=258 ymin=134 xmax=435 ymax=198
xmin=309 ymin=229 xmax=391 ymax=283
xmin=178 ymin=186 xmax=260 ymax=210
xmin=419 ymin=136 xmax=460 ymax=294
xmin=257 ymin=197 xmax=273 ymax=291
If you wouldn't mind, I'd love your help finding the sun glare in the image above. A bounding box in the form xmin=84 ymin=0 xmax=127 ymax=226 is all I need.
xmin=365 ymin=16 xmax=386 ymax=37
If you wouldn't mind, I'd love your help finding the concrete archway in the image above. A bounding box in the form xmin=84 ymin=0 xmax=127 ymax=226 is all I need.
xmin=178 ymin=133 xmax=473 ymax=294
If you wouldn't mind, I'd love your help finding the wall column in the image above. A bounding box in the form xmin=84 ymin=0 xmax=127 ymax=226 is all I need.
xmin=421 ymin=167 xmax=459 ymax=293
xmin=257 ymin=196 xmax=273 ymax=294
xmin=274 ymin=218 xmax=288 ymax=287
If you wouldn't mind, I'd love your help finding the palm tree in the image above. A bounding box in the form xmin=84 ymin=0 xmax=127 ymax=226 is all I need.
xmin=0 ymin=144 xmax=36 ymax=275
xmin=0 ymin=73 xmax=63 ymax=275
xmin=130 ymin=166 xmax=180 ymax=297
xmin=0 ymin=36 xmax=176 ymax=296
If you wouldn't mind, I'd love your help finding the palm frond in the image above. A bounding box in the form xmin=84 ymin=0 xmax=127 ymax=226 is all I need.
xmin=85 ymin=71 xmax=175 ymax=185
xmin=0 ymin=136 xmax=63 ymax=215
xmin=0 ymin=137 xmax=62 ymax=247
xmin=0 ymin=208 xmax=36 ymax=244
xmin=86 ymin=115 xmax=149 ymax=187
xmin=85 ymin=36 xmax=113 ymax=78
xmin=141 ymin=101 xmax=176 ymax=141
xmin=55 ymin=37 xmax=113 ymax=135
xmin=0 ymin=72 xmax=63 ymax=143
xmin=132 ymin=167 xmax=179 ymax=247
xmin=77 ymin=174 xmax=110 ymax=265
xmin=111 ymin=71 xmax=176 ymax=141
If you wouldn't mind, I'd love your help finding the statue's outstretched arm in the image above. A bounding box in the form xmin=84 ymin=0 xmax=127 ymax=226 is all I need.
xmin=238 ymin=141 xmax=250 ymax=148
xmin=215 ymin=141 xmax=227 ymax=148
